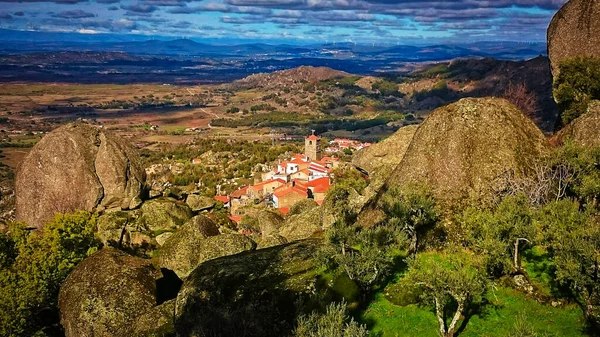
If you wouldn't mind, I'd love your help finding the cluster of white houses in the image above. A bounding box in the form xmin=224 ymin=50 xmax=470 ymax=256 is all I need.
xmin=325 ymin=138 xmax=372 ymax=153
xmin=213 ymin=133 xmax=340 ymax=220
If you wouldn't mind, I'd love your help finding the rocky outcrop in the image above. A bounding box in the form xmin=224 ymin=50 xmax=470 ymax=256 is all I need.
xmin=352 ymin=125 xmax=419 ymax=220
xmin=96 ymin=210 xmax=138 ymax=248
xmin=257 ymin=234 xmax=288 ymax=249
xmin=547 ymin=0 xmax=600 ymax=78
xmin=279 ymin=203 xmax=323 ymax=242
xmin=174 ymin=239 xmax=326 ymax=337
xmin=185 ymin=194 xmax=216 ymax=212
xmin=555 ymin=100 xmax=600 ymax=147
xmin=387 ymin=98 xmax=548 ymax=204
xmin=159 ymin=225 xmax=255 ymax=279
xmin=353 ymin=125 xmax=418 ymax=179
xmin=15 ymin=123 xmax=145 ymax=228
xmin=287 ymin=199 xmax=318 ymax=217
xmin=139 ymin=197 xmax=192 ymax=233
xmin=58 ymin=248 xmax=161 ymax=337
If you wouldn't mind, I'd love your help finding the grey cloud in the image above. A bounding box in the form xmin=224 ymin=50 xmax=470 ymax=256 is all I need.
xmin=120 ymin=2 xmax=158 ymax=13
xmin=51 ymin=9 xmax=96 ymax=19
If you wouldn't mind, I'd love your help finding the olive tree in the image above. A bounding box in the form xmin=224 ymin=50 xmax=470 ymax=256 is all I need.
xmin=460 ymin=195 xmax=536 ymax=275
xmin=319 ymin=219 xmax=406 ymax=291
xmin=539 ymin=199 xmax=600 ymax=324
xmin=403 ymin=250 xmax=489 ymax=337
xmin=381 ymin=186 xmax=439 ymax=256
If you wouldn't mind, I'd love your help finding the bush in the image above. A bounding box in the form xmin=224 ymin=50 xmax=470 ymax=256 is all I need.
xmin=295 ymin=301 xmax=368 ymax=337
xmin=0 ymin=212 xmax=100 ymax=336
xmin=554 ymin=56 xmax=600 ymax=127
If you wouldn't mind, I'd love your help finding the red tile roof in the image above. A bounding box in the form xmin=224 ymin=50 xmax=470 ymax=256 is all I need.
xmin=274 ymin=185 xmax=308 ymax=199
xmin=306 ymin=135 xmax=320 ymax=141
xmin=214 ymin=195 xmax=230 ymax=203
xmin=229 ymin=215 xmax=243 ymax=224
xmin=230 ymin=186 xmax=249 ymax=198
xmin=277 ymin=208 xmax=290 ymax=216
xmin=307 ymin=177 xmax=331 ymax=193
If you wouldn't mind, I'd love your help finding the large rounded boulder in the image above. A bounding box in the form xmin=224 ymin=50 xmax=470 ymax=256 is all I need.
xmin=58 ymin=248 xmax=161 ymax=337
xmin=387 ymin=98 xmax=548 ymax=204
xmin=139 ymin=197 xmax=193 ymax=233
xmin=15 ymin=123 xmax=145 ymax=228
xmin=353 ymin=125 xmax=419 ymax=180
xmin=547 ymin=0 xmax=600 ymax=78
xmin=158 ymin=216 xmax=248 ymax=279
xmin=174 ymin=239 xmax=327 ymax=337
xmin=555 ymin=100 xmax=600 ymax=147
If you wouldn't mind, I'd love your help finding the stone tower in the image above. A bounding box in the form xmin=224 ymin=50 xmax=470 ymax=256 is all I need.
xmin=305 ymin=130 xmax=321 ymax=161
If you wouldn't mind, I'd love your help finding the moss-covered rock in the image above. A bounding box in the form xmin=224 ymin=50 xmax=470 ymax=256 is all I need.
xmin=155 ymin=232 xmax=174 ymax=246
xmin=279 ymin=206 xmax=323 ymax=242
xmin=58 ymin=248 xmax=160 ymax=337
xmin=242 ymin=208 xmax=285 ymax=237
xmin=139 ymin=197 xmax=192 ymax=233
xmin=124 ymin=300 xmax=176 ymax=337
xmin=386 ymin=97 xmax=548 ymax=205
xmin=96 ymin=210 xmax=135 ymax=247
xmin=287 ymin=199 xmax=318 ymax=217
xmin=185 ymin=194 xmax=216 ymax=212
xmin=159 ymin=226 xmax=255 ymax=279
xmin=555 ymin=100 xmax=600 ymax=147
xmin=257 ymin=234 xmax=289 ymax=249
xmin=174 ymin=239 xmax=327 ymax=337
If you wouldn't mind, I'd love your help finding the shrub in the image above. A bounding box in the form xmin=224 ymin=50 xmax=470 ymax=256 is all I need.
xmin=295 ymin=301 xmax=368 ymax=337
xmin=0 ymin=212 xmax=100 ymax=336
xmin=554 ymin=56 xmax=600 ymax=127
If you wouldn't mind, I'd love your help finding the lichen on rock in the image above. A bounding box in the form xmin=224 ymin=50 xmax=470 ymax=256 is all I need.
xmin=15 ymin=122 xmax=146 ymax=229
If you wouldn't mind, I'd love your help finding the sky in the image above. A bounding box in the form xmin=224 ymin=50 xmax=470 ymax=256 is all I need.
xmin=0 ymin=0 xmax=569 ymax=44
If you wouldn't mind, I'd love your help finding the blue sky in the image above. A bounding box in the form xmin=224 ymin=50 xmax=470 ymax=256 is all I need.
xmin=0 ymin=0 xmax=568 ymax=43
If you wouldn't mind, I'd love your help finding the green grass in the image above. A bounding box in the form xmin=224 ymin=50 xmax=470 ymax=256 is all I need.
xmin=522 ymin=246 xmax=559 ymax=298
xmin=361 ymin=287 xmax=586 ymax=337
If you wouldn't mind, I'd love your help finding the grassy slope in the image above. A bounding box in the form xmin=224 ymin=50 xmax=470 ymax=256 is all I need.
xmin=361 ymin=287 xmax=585 ymax=337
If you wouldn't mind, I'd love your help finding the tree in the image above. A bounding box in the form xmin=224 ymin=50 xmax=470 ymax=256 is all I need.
xmin=540 ymin=200 xmax=600 ymax=324
xmin=319 ymin=219 xmax=406 ymax=291
xmin=403 ymin=250 xmax=489 ymax=337
xmin=554 ymin=56 xmax=600 ymax=127
xmin=461 ymin=195 xmax=536 ymax=275
xmin=504 ymin=82 xmax=538 ymax=120
xmin=295 ymin=301 xmax=368 ymax=337
xmin=0 ymin=211 xmax=100 ymax=337
xmin=381 ymin=186 xmax=439 ymax=256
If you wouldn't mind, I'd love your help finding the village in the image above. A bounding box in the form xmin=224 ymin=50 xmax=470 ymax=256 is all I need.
xmin=207 ymin=133 xmax=371 ymax=224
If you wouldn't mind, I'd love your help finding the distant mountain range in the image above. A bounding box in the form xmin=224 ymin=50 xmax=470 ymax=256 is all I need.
xmin=0 ymin=29 xmax=546 ymax=61
xmin=0 ymin=29 xmax=548 ymax=84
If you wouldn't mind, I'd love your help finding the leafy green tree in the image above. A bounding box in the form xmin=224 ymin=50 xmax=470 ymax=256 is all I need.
xmin=402 ymin=250 xmax=489 ymax=337
xmin=381 ymin=186 xmax=439 ymax=256
xmin=0 ymin=211 xmax=100 ymax=337
xmin=550 ymin=143 xmax=600 ymax=205
xmin=460 ymin=195 xmax=536 ymax=275
xmin=295 ymin=301 xmax=368 ymax=337
xmin=554 ymin=56 xmax=600 ymax=127
xmin=539 ymin=199 xmax=600 ymax=324
xmin=319 ymin=219 xmax=406 ymax=291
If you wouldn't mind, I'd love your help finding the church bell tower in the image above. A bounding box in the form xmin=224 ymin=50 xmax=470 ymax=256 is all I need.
xmin=305 ymin=130 xmax=321 ymax=161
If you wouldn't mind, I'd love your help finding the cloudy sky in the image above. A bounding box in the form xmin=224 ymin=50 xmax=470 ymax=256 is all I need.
xmin=0 ymin=0 xmax=568 ymax=43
